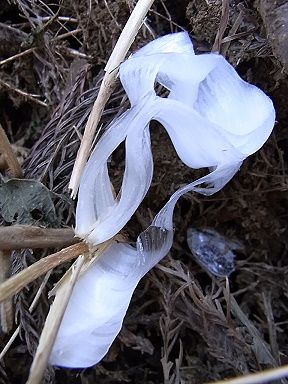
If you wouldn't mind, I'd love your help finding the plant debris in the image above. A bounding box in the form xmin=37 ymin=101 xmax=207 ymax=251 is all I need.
xmin=0 ymin=179 xmax=58 ymax=227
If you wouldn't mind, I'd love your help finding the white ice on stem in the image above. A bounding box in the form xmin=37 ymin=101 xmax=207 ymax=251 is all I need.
xmin=49 ymin=242 xmax=143 ymax=368
xmin=51 ymin=32 xmax=275 ymax=368
xmin=76 ymin=31 xmax=274 ymax=245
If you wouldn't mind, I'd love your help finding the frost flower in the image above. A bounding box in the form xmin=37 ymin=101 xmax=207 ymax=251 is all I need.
xmin=75 ymin=32 xmax=275 ymax=246
xmin=50 ymin=32 xmax=275 ymax=368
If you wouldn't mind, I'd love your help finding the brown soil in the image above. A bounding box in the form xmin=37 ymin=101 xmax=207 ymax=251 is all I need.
xmin=0 ymin=1 xmax=288 ymax=383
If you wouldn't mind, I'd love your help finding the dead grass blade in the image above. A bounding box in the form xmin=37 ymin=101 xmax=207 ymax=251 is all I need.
xmin=69 ymin=0 xmax=156 ymax=197
xmin=206 ymin=364 xmax=288 ymax=384
xmin=0 ymin=242 xmax=88 ymax=303
xmin=0 ymin=124 xmax=23 ymax=178
xmin=212 ymin=0 xmax=230 ymax=53
xmin=228 ymin=294 xmax=277 ymax=366
xmin=0 ymin=251 xmax=13 ymax=333
xmin=0 ymin=271 xmax=51 ymax=360
xmin=0 ymin=47 xmax=36 ymax=66
xmin=26 ymin=255 xmax=85 ymax=384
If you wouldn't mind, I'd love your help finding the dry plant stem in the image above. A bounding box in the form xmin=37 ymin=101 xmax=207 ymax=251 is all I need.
xmin=0 ymin=79 xmax=48 ymax=107
xmin=0 ymin=242 xmax=88 ymax=303
xmin=262 ymin=292 xmax=279 ymax=363
xmin=104 ymin=0 xmax=155 ymax=73
xmin=212 ymin=0 xmax=230 ymax=52
xmin=216 ymin=280 xmax=276 ymax=366
xmin=0 ymin=251 xmax=13 ymax=333
xmin=0 ymin=125 xmax=22 ymax=332
xmin=0 ymin=271 xmax=51 ymax=360
xmin=0 ymin=47 xmax=36 ymax=66
xmin=228 ymin=294 xmax=276 ymax=366
xmin=0 ymin=225 xmax=79 ymax=250
xmin=26 ymin=256 xmax=85 ymax=384
xmin=48 ymin=237 xmax=115 ymax=297
xmin=206 ymin=364 xmax=288 ymax=384
xmin=69 ymin=0 xmax=155 ymax=197
xmin=0 ymin=124 xmax=23 ymax=177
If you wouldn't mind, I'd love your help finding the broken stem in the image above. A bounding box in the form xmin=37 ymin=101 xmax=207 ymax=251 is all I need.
xmin=0 ymin=242 xmax=88 ymax=303
xmin=0 ymin=225 xmax=78 ymax=250
xmin=27 ymin=256 xmax=85 ymax=384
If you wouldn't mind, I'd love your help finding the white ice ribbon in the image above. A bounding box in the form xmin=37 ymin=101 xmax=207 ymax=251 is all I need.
xmin=75 ymin=32 xmax=274 ymax=246
xmin=50 ymin=242 xmax=141 ymax=368
xmin=52 ymin=32 xmax=275 ymax=368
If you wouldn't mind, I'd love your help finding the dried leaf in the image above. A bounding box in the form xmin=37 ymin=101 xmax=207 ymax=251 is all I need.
xmin=0 ymin=178 xmax=58 ymax=226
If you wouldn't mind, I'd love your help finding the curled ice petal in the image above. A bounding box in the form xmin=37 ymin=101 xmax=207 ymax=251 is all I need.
xmin=162 ymin=54 xmax=220 ymax=105
xmin=75 ymin=111 xmax=130 ymax=239
xmin=120 ymin=34 xmax=218 ymax=107
xmin=154 ymin=97 xmax=244 ymax=168
xmin=53 ymin=32 xmax=276 ymax=369
xmin=120 ymin=32 xmax=194 ymax=106
xmin=137 ymin=225 xmax=174 ymax=275
xmin=136 ymin=162 xmax=242 ymax=260
xmin=133 ymin=35 xmax=275 ymax=263
xmin=76 ymin=94 xmax=155 ymax=244
xmin=86 ymin=124 xmax=153 ymax=245
xmin=77 ymin=30 xmax=275 ymax=262
xmin=120 ymin=56 xmax=161 ymax=106
xmin=133 ymin=31 xmax=194 ymax=57
xmin=50 ymin=242 xmax=145 ymax=368
xmin=194 ymin=56 xmax=276 ymax=155
xmin=50 ymin=235 xmax=169 ymax=368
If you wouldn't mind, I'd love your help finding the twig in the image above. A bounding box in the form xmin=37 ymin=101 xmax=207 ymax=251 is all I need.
xmin=0 ymin=125 xmax=23 ymax=177
xmin=64 ymin=47 xmax=91 ymax=59
xmin=0 ymin=225 xmax=78 ymax=250
xmin=0 ymin=242 xmax=88 ymax=303
xmin=0 ymin=271 xmax=51 ymax=360
xmin=212 ymin=0 xmax=230 ymax=52
xmin=26 ymin=256 xmax=85 ymax=384
xmin=262 ymin=292 xmax=280 ymax=363
xmin=28 ymin=16 xmax=78 ymax=24
xmin=0 ymin=31 xmax=81 ymax=67
xmin=0 ymin=22 xmax=27 ymax=39
xmin=221 ymin=9 xmax=244 ymax=56
xmin=69 ymin=0 xmax=155 ymax=197
xmin=0 ymin=47 xmax=36 ymax=67
xmin=53 ymin=28 xmax=82 ymax=42
xmin=0 ymin=79 xmax=48 ymax=107
xmin=206 ymin=364 xmax=288 ymax=384
xmin=0 ymin=251 xmax=13 ymax=333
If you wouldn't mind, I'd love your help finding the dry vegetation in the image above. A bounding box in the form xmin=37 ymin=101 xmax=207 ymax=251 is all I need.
xmin=0 ymin=0 xmax=288 ymax=383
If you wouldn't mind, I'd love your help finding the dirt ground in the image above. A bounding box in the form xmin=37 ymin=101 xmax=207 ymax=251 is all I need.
xmin=0 ymin=0 xmax=288 ymax=383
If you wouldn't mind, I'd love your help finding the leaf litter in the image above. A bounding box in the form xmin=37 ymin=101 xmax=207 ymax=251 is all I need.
xmin=0 ymin=179 xmax=58 ymax=226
